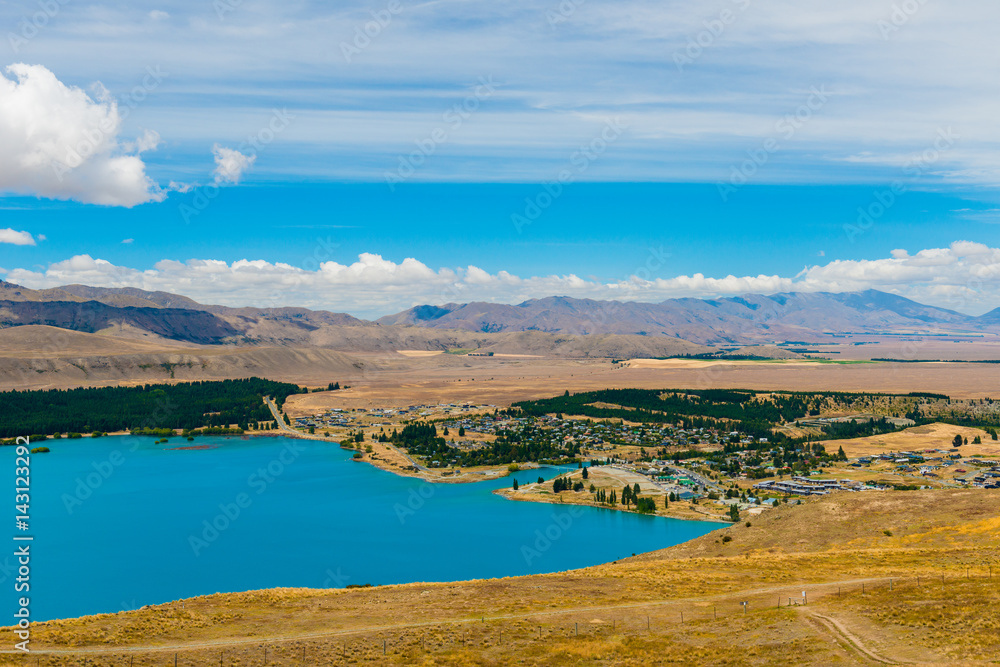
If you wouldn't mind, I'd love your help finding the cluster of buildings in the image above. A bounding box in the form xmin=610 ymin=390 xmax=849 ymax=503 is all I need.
xmin=440 ymin=414 xmax=733 ymax=453
xmin=753 ymin=477 xmax=863 ymax=496
xmin=295 ymin=403 xmax=494 ymax=431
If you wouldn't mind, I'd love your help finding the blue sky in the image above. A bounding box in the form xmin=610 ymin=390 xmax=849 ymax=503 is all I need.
xmin=1 ymin=1 xmax=999 ymax=317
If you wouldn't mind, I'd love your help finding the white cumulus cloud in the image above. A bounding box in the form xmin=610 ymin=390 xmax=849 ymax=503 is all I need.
xmin=0 ymin=228 xmax=35 ymax=245
xmin=212 ymin=145 xmax=256 ymax=185
xmin=0 ymin=64 xmax=164 ymax=207
xmin=6 ymin=243 xmax=1000 ymax=318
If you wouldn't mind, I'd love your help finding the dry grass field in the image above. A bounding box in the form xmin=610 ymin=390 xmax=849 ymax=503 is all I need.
xmin=819 ymin=422 xmax=1000 ymax=459
xmin=6 ymin=489 xmax=999 ymax=666
xmin=4 ymin=324 xmax=1000 ymax=399
xmin=282 ymin=354 xmax=1000 ymax=417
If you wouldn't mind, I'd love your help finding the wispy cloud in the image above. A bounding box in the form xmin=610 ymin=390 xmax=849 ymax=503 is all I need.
xmin=3 ymin=1 xmax=999 ymax=186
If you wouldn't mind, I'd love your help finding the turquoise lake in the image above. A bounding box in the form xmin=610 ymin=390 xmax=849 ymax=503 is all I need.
xmin=15 ymin=435 xmax=720 ymax=621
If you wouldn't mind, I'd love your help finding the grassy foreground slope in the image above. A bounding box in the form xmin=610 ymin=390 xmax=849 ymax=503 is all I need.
xmin=6 ymin=489 xmax=1000 ymax=666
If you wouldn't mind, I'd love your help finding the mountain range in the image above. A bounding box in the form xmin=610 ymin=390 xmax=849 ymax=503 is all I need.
xmin=2 ymin=281 xmax=997 ymax=349
xmin=380 ymin=290 xmax=996 ymax=344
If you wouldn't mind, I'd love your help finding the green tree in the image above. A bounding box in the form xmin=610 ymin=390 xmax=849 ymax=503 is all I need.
xmin=458 ymin=426 xmax=465 ymax=437
xmin=728 ymin=505 xmax=740 ymax=522
xmin=582 ymin=466 xmax=589 ymax=480
xmin=953 ymin=434 xmax=964 ymax=447
xmin=513 ymin=479 xmax=519 ymax=491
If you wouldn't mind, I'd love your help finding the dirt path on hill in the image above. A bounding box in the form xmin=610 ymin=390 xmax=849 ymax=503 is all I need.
xmin=10 ymin=575 xmax=909 ymax=658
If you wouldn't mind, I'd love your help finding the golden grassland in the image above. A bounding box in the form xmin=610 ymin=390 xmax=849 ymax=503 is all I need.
xmin=6 ymin=489 xmax=999 ymax=665
xmin=821 ymin=422 xmax=1000 ymax=459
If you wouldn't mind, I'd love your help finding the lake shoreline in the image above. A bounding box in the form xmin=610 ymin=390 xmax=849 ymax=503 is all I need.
xmin=493 ymin=486 xmax=732 ymax=523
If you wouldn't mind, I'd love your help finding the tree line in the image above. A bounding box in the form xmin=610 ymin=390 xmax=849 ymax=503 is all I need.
xmin=0 ymin=378 xmax=305 ymax=439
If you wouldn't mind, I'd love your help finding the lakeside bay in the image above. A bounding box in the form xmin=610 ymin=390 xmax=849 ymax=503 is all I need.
xmin=25 ymin=435 xmax=719 ymax=621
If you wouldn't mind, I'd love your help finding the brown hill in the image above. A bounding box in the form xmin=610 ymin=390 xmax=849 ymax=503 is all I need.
xmin=0 ymin=299 xmax=240 ymax=344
